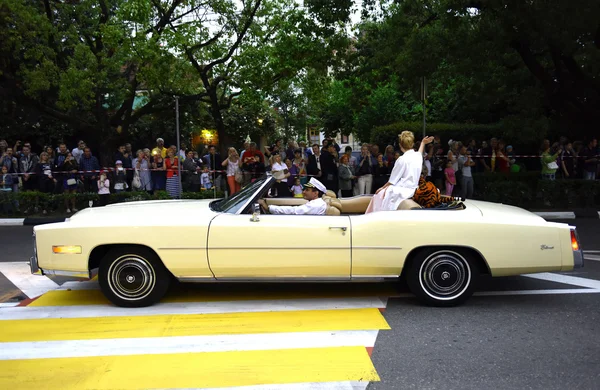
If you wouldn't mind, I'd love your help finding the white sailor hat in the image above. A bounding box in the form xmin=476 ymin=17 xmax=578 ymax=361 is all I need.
xmin=303 ymin=177 xmax=327 ymax=193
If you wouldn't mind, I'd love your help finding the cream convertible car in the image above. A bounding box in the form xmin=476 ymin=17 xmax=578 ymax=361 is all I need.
xmin=30 ymin=176 xmax=583 ymax=307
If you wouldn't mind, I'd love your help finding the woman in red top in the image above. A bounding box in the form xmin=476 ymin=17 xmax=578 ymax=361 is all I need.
xmin=165 ymin=149 xmax=181 ymax=198
xmin=496 ymin=140 xmax=510 ymax=173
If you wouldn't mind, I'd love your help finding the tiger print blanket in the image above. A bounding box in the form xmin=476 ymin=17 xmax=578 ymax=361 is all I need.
xmin=412 ymin=177 xmax=442 ymax=208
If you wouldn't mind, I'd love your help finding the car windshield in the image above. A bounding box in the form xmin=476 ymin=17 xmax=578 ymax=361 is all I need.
xmin=212 ymin=176 xmax=269 ymax=214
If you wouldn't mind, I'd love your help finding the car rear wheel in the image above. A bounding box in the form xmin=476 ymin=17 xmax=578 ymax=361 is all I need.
xmin=406 ymin=248 xmax=477 ymax=307
xmin=98 ymin=247 xmax=170 ymax=307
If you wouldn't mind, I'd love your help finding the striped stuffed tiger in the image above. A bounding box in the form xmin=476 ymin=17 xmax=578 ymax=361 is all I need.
xmin=412 ymin=176 xmax=442 ymax=208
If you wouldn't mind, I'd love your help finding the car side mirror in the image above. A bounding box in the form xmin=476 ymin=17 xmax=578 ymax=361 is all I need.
xmin=250 ymin=203 xmax=260 ymax=222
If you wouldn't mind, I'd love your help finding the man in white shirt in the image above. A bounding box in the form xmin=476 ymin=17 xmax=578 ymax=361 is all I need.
xmin=258 ymin=178 xmax=327 ymax=215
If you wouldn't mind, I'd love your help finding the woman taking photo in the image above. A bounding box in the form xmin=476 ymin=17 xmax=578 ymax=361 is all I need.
xmin=366 ymin=132 xmax=434 ymax=213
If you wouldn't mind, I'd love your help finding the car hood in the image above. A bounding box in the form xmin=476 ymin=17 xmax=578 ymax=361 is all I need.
xmin=65 ymin=199 xmax=220 ymax=227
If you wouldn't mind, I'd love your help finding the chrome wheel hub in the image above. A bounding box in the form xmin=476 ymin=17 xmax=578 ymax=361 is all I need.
xmin=107 ymin=256 xmax=156 ymax=301
xmin=419 ymin=251 xmax=471 ymax=301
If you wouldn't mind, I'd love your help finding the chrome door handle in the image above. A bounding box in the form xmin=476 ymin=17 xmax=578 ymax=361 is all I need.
xmin=329 ymin=226 xmax=347 ymax=231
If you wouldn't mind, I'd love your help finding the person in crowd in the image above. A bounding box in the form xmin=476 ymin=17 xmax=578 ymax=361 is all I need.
xmin=239 ymin=142 xmax=250 ymax=161
xmin=152 ymin=138 xmax=167 ymax=158
xmin=203 ymin=145 xmax=223 ymax=191
xmin=372 ymin=154 xmax=389 ymax=191
xmin=338 ymin=154 xmax=356 ymax=198
xmin=495 ymin=140 xmax=510 ymax=174
xmin=132 ymin=149 xmax=152 ymax=192
xmin=383 ymin=145 xmax=396 ymax=165
xmin=243 ymin=155 xmax=265 ymax=183
xmin=285 ymin=140 xmax=296 ymax=161
xmin=183 ymin=150 xmax=200 ymax=193
xmin=61 ymin=152 xmax=79 ymax=212
xmin=179 ymin=144 xmax=187 ymax=160
xmin=0 ymin=165 xmax=14 ymax=213
xmin=560 ymin=142 xmax=576 ymax=179
xmin=366 ymin=132 xmax=434 ymax=213
xmin=290 ymin=177 xmax=303 ymax=198
xmin=2 ymin=148 xmax=19 ymax=194
xmin=458 ymin=146 xmax=475 ymax=199
xmin=79 ymin=147 xmax=100 ymax=193
xmin=151 ymin=152 xmax=166 ymax=191
xmin=201 ymin=166 xmax=212 ymax=190
xmin=355 ymin=144 xmax=374 ymax=195
xmin=292 ymin=149 xmax=307 ymax=186
xmin=113 ymin=160 xmax=128 ymax=193
xmin=580 ymin=139 xmax=598 ymax=180
xmin=257 ymin=178 xmax=328 ymax=215
xmin=19 ymin=145 xmax=39 ymax=191
xmin=444 ymin=160 xmax=456 ymax=196
xmin=72 ymin=140 xmax=85 ymax=164
xmin=480 ymin=138 xmax=497 ymax=172
xmin=286 ymin=158 xmax=298 ymax=191
xmin=423 ymin=143 xmax=433 ymax=182
xmin=343 ymin=146 xmax=357 ymax=172
xmin=222 ymin=147 xmax=241 ymax=195
xmin=35 ymin=152 xmax=57 ymax=214
xmin=320 ymin=143 xmax=339 ymax=196
xmin=307 ymin=143 xmax=322 ymax=180
xmin=298 ymin=141 xmax=312 ymax=158
xmin=97 ymin=170 xmax=110 ymax=206
xmin=540 ymin=139 xmax=561 ymax=181
xmin=270 ymin=153 xmax=291 ymax=198
xmin=165 ymin=149 xmax=181 ymax=198
xmin=45 ymin=146 xmax=55 ymax=167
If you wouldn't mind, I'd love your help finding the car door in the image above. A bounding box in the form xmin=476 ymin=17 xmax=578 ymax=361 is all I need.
xmin=207 ymin=213 xmax=351 ymax=279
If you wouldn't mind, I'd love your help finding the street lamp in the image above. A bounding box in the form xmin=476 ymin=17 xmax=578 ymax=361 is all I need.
xmin=257 ymin=118 xmax=264 ymax=126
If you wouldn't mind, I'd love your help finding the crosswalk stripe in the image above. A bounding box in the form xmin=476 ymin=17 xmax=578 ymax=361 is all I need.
xmin=0 ymin=297 xmax=386 ymax=320
xmin=0 ymin=330 xmax=380 ymax=360
xmin=28 ymin=284 xmax=398 ymax=307
xmin=203 ymin=382 xmax=368 ymax=390
xmin=0 ymin=262 xmax=58 ymax=299
xmin=523 ymin=272 xmax=600 ymax=289
xmin=1 ymin=308 xmax=390 ymax=343
xmin=0 ymin=346 xmax=379 ymax=390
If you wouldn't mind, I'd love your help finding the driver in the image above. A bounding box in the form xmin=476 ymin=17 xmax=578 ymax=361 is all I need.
xmin=258 ymin=178 xmax=328 ymax=215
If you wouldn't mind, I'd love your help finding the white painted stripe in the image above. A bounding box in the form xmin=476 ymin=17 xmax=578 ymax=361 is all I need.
xmin=583 ymin=250 xmax=600 ymax=254
xmin=203 ymin=381 xmax=369 ymax=390
xmin=0 ymin=330 xmax=379 ymax=361
xmin=523 ymin=272 xmax=600 ymax=289
xmin=0 ymin=218 xmax=24 ymax=226
xmin=0 ymin=262 xmax=58 ymax=299
xmin=0 ymin=297 xmax=386 ymax=321
xmin=584 ymin=255 xmax=600 ymax=262
xmin=0 ymin=303 xmax=19 ymax=308
xmin=474 ymin=288 xmax=600 ymax=296
xmin=598 ymin=211 xmax=600 ymax=218
xmin=535 ymin=212 xmax=576 ymax=219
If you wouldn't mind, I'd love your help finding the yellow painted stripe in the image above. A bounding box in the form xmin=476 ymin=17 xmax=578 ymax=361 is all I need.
xmin=30 ymin=283 xmax=398 ymax=307
xmin=0 ymin=346 xmax=379 ymax=389
xmin=1 ymin=308 xmax=390 ymax=342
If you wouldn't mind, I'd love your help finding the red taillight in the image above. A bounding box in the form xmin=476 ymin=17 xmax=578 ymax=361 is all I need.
xmin=570 ymin=230 xmax=580 ymax=251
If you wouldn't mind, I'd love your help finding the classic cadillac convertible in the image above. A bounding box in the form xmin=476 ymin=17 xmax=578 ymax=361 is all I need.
xmin=30 ymin=176 xmax=583 ymax=307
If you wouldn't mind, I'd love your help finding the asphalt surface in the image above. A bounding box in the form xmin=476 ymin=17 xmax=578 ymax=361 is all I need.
xmin=1 ymin=218 xmax=600 ymax=389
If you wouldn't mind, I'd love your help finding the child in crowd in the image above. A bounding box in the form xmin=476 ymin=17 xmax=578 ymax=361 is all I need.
xmin=97 ymin=170 xmax=110 ymax=206
xmin=113 ymin=160 xmax=128 ymax=193
xmin=0 ymin=165 xmax=14 ymax=214
xmin=291 ymin=177 xmax=303 ymax=198
xmin=200 ymin=166 xmax=212 ymax=190
xmin=444 ymin=160 xmax=456 ymax=196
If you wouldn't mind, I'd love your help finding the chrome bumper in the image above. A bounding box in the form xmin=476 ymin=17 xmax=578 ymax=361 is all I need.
xmin=29 ymin=231 xmax=42 ymax=275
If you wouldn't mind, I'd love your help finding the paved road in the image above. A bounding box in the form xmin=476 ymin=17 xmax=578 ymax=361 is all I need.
xmin=0 ymin=219 xmax=599 ymax=389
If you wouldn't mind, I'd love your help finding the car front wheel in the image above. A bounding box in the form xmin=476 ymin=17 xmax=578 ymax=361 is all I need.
xmin=406 ymin=248 xmax=477 ymax=307
xmin=98 ymin=247 xmax=170 ymax=307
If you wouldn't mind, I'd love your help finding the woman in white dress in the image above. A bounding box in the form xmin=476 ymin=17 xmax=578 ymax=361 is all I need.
xmin=366 ymin=132 xmax=434 ymax=213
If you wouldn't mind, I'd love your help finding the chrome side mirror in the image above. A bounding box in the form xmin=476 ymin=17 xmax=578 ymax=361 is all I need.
xmin=250 ymin=203 xmax=260 ymax=222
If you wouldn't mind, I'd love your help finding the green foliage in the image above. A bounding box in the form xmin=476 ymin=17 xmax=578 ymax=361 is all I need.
xmin=371 ymin=122 xmax=502 ymax=147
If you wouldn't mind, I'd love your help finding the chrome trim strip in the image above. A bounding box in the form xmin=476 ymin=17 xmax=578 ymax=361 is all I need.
xmin=209 ymin=247 xmax=349 ymax=250
xmin=29 ymin=232 xmax=41 ymax=275
xmin=156 ymin=248 xmax=205 ymax=250
xmin=178 ymin=276 xmax=351 ymax=282
xmin=42 ymin=269 xmax=91 ymax=279
xmin=352 ymin=275 xmax=400 ymax=278
xmin=353 ymin=246 xmax=403 ymax=250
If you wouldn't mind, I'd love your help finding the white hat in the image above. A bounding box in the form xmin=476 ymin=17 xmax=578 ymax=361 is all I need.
xmin=303 ymin=177 xmax=327 ymax=193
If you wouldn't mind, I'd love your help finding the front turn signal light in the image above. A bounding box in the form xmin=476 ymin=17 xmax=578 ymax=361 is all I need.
xmin=570 ymin=230 xmax=579 ymax=251
xmin=52 ymin=245 xmax=82 ymax=254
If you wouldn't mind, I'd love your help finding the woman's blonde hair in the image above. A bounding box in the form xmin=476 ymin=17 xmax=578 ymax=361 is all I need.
xmin=399 ymin=131 xmax=415 ymax=150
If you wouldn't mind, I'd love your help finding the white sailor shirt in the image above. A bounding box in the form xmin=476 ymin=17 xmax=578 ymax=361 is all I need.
xmin=268 ymin=198 xmax=327 ymax=215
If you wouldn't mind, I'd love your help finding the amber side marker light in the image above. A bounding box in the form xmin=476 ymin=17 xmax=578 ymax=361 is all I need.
xmin=570 ymin=230 xmax=580 ymax=251
xmin=52 ymin=245 xmax=82 ymax=254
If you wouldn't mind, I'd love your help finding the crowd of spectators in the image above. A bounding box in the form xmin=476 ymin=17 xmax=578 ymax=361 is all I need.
xmin=0 ymin=134 xmax=598 ymax=214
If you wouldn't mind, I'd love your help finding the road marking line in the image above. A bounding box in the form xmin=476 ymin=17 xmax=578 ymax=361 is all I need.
xmin=536 ymin=212 xmax=576 ymax=219
xmin=0 ymin=297 xmax=387 ymax=321
xmin=0 ymin=262 xmax=58 ymax=299
xmin=474 ymin=288 xmax=600 ymax=296
xmin=583 ymin=250 xmax=600 ymax=254
xmin=0 ymin=330 xmax=380 ymax=360
xmin=523 ymin=272 xmax=600 ymax=289
xmin=200 ymin=381 xmax=369 ymax=390
xmin=0 ymin=218 xmax=24 ymax=226
xmin=0 ymin=308 xmax=390 ymax=343
xmin=29 ymin=284 xmax=397 ymax=307
xmin=0 ymin=346 xmax=379 ymax=389
xmin=584 ymin=255 xmax=600 ymax=262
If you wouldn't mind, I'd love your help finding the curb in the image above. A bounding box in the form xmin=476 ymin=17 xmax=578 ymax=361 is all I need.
xmin=0 ymin=217 xmax=67 ymax=226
